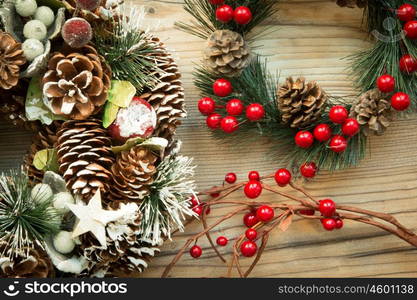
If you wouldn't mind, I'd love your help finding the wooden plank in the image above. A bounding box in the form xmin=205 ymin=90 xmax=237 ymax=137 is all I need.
xmin=2 ymin=0 xmax=417 ymax=277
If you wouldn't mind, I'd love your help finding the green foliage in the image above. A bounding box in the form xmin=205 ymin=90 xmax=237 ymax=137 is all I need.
xmin=0 ymin=169 xmax=60 ymax=256
xmin=194 ymin=57 xmax=367 ymax=171
xmin=350 ymin=0 xmax=417 ymax=111
xmin=176 ymin=0 xmax=278 ymax=40
xmin=94 ymin=20 xmax=162 ymax=93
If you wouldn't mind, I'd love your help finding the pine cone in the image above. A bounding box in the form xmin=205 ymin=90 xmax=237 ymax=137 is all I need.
xmin=277 ymin=77 xmax=327 ymax=128
xmin=110 ymin=146 xmax=157 ymax=202
xmin=140 ymin=37 xmax=186 ymax=143
xmin=0 ymin=242 xmax=54 ymax=278
xmin=204 ymin=30 xmax=250 ymax=76
xmin=79 ymin=203 xmax=159 ymax=277
xmin=56 ymin=119 xmax=115 ymax=202
xmin=24 ymin=121 xmax=63 ymax=184
xmin=335 ymin=0 xmax=367 ymax=8
xmin=350 ymin=89 xmax=393 ymax=136
xmin=0 ymin=31 xmax=26 ymax=90
xmin=42 ymin=45 xmax=111 ymax=120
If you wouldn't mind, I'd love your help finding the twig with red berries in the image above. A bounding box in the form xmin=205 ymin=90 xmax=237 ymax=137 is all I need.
xmin=163 ymin=168 xmax=417 ymax=278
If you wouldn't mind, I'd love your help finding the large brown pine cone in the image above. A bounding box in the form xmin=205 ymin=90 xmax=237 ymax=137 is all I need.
xmin=350 ymin=89 xmax=393 ymax=136
xmin=335 ymin=0 xmax=367 ymax=8
xmin=42 ymin=45 xmax=111 ymax=120
xmin=24 ymin=121 xmax=63 ymax=184
xmin=204 ymin=29 xmax=250 ymax=76
xmin=140 ymin=37 xmax=186 ymax=144
xmin=277 ymin=77 xmax=327 ymax=128
xmin=110 ymin=146 xmax=157 ymax=202
xmin=0 ymin=242 xmax=54 ymax=278
xmin=56 ymin=119 xmax=115 ymax=202
xmin=0 ymin=31 xmax=26 ymax=90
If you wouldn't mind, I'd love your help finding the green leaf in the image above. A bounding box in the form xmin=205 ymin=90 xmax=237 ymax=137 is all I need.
xmin=102 ymin=102 xmax=120 ymax=128
xmin=107 ymin=80 xmax=137 ymax=107
xmin=33 ymin=148 xmax=59 ymax=173
xmin=111 ymin=137 xmax=168 ymax=154
xmin=25 ymin=76 xmax=66 ymax=124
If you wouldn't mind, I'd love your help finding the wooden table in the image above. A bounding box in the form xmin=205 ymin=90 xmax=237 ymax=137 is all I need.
xmin=2 ymin=0 xmax=417 ymax=278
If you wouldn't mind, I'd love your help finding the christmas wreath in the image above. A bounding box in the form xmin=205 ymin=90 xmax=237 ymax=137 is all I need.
xmin=0 ymin=0 xmax=196 ymax=278
xmin=183 ymin=0 xmax=417 ymax=172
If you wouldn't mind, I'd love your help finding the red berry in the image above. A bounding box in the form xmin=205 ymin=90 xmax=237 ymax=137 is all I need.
xmin=329 ymin=105 xmax=348 ymax=124
xmin=62 ymin=17 xmax=92 ymax=48
xmin=319 ymin=199 xmax=336 ymax=217
xmin=321 ymin=218 xmax=336 ymax=231
xmin=342 ymin=118 xmax=360 ymax=137
xmin=216 ymin=5 xmax=234 ymax=23
xmin=399 ymin=54 xmax=417 ymax=73
xmin=274 ymin=168 xmax=291 ymax=187
xmin=76 ymin=0 xmax=100 ymax=11
xmin=192 ymin=205 xmax=203 ymax=216
xmin=234 ymin=6 xmax=253 ymax=25
xmin=190 ymin=195 xmax=199 ymax=207
xmin=209 ymin=0 xmax=224 ymax=4
xmin=404 ymin=20 xmax=417 ymax=39
xmin=299 ymin=209 xmax=315 ymax=216
xmin=190 ymin=245 xmax=202 ymax=258
xmin=198 ymin=97 xmax=216 ymax=115
xmin=295 ymin=131 xmax=314 ymax=148
xmin=206 ymin=113 xmax=222 ymax=129
xmin=216 ymin=236 xmax=228 ymax=246
xmin=248 ymin=171 xmax=260 ymax=181
xmin=240 ymin=241 xmax=257 ymax=257
xmin=391 ymin=92 xmax=411 ymax=111
xmin=211 ymin=192 xmax=220 ymax=198
xmin=256 ymin=205 xmax=274 ymax=222
xmin=397 ymin=4 xmax=416 ymax=22
xmin=213 ymin=79 xmax=233 ymax=97
xmin=244 ymin=180 xmax=262 ymax=199
xmin=300 ymin=162 xmax=317 ymax=178
xmin=245 ymin=228 xmax=257 ymax=241
xmin=376 ymin=74 xmax=395 ymax=93
xmin=246 ymin=103 xmax=265 ymax=121
xmin=329 ymin=135 xmax=347 ymax=153
xmin=313 ymin=124 xmax=332 ymax=142
xmin=335 ymin=218 xmax=344 ymax=229
xmin=203 ymin=204 xmax=211 ymax=215
xmin=243 ymin=212 xmax=259 ymax=228
xmin=226 ymin=99 xmax=244 ymax=115
xmin=220 ymin=116 xmax=239 ymax=133
xmin=225 ymin=172 xmax=237 ymax=184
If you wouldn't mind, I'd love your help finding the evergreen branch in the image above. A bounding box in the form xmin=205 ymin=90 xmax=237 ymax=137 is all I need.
xmin=0 ymin=169 xmax=60 ymax=257
xmin=93 ymin=10 xmax=163 ymax=93
xmin=176 ymin=0 xmax=278 ymax=40
xmin=139 ymin=155 xmax=197 ymax=245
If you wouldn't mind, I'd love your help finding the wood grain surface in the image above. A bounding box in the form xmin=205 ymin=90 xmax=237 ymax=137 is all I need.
xmin=2 ymin=0 xmax=417 ymax=278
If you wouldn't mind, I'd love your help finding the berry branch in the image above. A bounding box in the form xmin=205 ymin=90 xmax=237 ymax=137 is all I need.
xmin=163 ymin=169 xmax=417 ymax=278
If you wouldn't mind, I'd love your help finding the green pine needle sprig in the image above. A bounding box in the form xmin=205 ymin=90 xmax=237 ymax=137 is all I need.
xmin=94 ymin=20 xmax=162 ymax=93
xmin=0 ymin=169 xmax=60 ymax=257
xmin=176 ymin=0 xmax=278 ymax=40
xmin=139 ymin=154 xmax=196 ymax=245
xmin=194 ymin=56 xmax=368 ymax=172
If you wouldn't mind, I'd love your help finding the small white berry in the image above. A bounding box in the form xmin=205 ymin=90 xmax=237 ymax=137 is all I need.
xmin=53 ymin=192 xmax=75 ymax=213
xmin=53 ymin=231 xmax=76 ymax=254
xmin=22 ymin=39 xmax=44 ymax=61
xmin=31 ymin=183 xmax=53 ymax=202
xmin=34 ymin=6 xmax=55 ymax=27
xmin=15 ymin=0 xmax=37 ymax=17
xmin=23 ymin=20 xmax=47 ymax=41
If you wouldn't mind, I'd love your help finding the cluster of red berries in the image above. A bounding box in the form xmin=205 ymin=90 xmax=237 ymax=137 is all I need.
xmin=318 ymin=199 xmax=343 ymax=231
xmin=198 ymin=79 xmax=265 ymax=133
xmin=189 ymin=195 xmax=210 ymax=216
xmin=210 ymin=0 xmax=253 ymax=25
xmin=376 ymin=74 xmax=411 ymax=112
xmin=398 ymin=4 xmax=417 ymax=39
xmin=294 ymin=105 xmax=359 ymax=153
